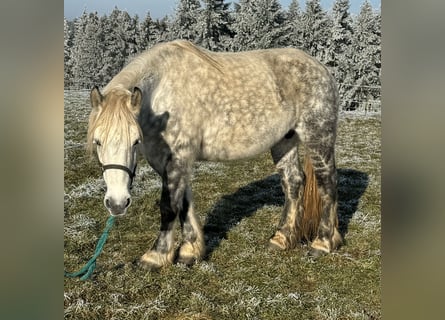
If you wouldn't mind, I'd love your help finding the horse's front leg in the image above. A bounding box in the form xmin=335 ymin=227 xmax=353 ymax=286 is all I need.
xmin=140 ymin=181 xmax=178 ymax=270
xmin=177 ymin=185 xmax=205 ymax=266
xmin=140 ymin=156 xmax=204 ymax=269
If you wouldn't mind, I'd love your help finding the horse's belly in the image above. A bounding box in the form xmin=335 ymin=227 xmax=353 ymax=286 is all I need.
xmin=200 ymin=141 xmax=270 ymax=161
xmin=199 ymin=121 xmax=290 ymax=161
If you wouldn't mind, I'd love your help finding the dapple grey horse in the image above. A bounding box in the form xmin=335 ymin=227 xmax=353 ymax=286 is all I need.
xmin=87 ymin=40 xmax=342 ymax=270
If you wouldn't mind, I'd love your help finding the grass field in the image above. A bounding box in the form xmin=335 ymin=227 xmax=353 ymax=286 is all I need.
xmin=64 ymin=90 xmax=381 ymax=319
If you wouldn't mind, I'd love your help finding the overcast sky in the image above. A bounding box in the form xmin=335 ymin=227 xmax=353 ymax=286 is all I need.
xmin=64 ymin=0 xmax=381 ymax=20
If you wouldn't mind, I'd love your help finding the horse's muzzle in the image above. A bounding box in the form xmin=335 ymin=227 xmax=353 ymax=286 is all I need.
xmin=104 ymin=196 xmax=131 ymax=216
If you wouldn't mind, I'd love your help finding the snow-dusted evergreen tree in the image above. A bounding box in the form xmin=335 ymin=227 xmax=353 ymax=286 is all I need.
xmin=196 ymin=0 xmax=233 ymax=51
xmin=329 ymin=0 xmax=354 ymax=109
xmin=100 ymin=10 xmax=125 ymax=85
xmin=169 ymin=0 xmax=201 ymax=41
xmin=99 ymin=8 xmax=139 ymax=84
xmin=154 ymin=17 xmax=172 ymax=43
xmin=231 ymin=0 xmax=286 ymax=51
xmin=136 ymin=12 xmax=158 ymax=51
xmin=349 ymin=0 xmax=381 ymax=111
xmin=120 ymin=10 xmax=138 ymax=59
xmin=64 ymin=17 xmax=75 ymax=87
xmin=283 ymin=0 xmax=304 ymax=48
xmin=71 ymin=12 xmax=103 ymax=88
xmin=300 ymin=0 xmax=332 ymax=63
xmin=374 ymin=10 xmax=381 ymax=88
xmin=230 ymin=0 xmax=254 ymax=50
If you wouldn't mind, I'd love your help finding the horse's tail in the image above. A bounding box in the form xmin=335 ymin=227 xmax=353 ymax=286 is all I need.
xmin=301 ymin=154 xmax=323 ymax=241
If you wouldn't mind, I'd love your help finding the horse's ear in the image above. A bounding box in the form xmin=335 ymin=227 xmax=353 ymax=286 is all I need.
xmin=131 ymin=87 xmax=142 ymax=113
xmin=90 ymin=86 xmax=103 ymax=110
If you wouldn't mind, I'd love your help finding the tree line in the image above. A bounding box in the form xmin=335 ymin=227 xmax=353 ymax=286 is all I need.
xmin=64 ymin=0 xmax=381 ymax=111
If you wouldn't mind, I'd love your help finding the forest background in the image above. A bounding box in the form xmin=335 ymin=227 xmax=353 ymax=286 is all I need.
xmin=64 ymin=0 xmax=381 ymax=111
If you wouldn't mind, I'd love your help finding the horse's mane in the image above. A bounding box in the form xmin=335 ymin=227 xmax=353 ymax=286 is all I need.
xmin=169 ymin=40 xmax=224 ymax=74
xmin=102 ymin=41 xmax=223 ymax=94
xmin=86 ymin=89 xmax=141 ymax=154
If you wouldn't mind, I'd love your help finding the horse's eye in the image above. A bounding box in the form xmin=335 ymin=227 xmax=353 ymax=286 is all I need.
xmin=133 ymin=139 xmax=141 ymax=146
xmin=94 ymin=139 xmax=101 ymax=146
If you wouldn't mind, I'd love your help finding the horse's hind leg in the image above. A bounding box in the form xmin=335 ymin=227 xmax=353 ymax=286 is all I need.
xmin=305 ymin=137 xmax=342 ymax=254
xmin=269 ymin=132 xmax=304 ymax=250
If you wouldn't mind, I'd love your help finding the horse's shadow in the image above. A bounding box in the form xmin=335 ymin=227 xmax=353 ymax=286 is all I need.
xmin=203 ymin=168 xmax=369 ymax=258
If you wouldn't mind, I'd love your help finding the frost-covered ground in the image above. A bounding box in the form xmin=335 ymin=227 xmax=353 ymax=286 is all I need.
xmin=64 ymin=90 xmax=381 ymax=319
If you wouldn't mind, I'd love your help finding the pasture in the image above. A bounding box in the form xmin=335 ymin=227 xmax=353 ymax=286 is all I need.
xmin=64 ymin=90 xmax=381 ymax=319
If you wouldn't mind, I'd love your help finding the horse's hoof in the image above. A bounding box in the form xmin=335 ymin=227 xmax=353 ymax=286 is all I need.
xmin=268 ymin=239 xmax=286 ymax=251
xmin=177 ymin=241 xmax=203 ymax=266
xmin=176 ymin=255 xmax=197 ymax=267
xmin=269 ymin=230 xmax=296 ymax=251
xmin=139 ymin=258 xmax=162 ymax=271
xmin=308 ymin=247 xmax=328 ymax=258
xmin=139 ymin=251 xmax=172 ymax=271
xmin=309 ymin=237 xmax=332 ymax=257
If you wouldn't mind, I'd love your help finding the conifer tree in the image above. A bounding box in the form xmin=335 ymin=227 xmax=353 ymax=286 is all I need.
xmin=100 ymin=8 xmax=139 ymax=84
xmin=154 ymin=17 xmax=172 ymax=43
xmin=231 ymin=0 xmax=286 ymax=51
xmin=196 ymin=0 xmax=233 ymax=51
xmin=137 ymin=12 xmax=158 ymax=51
xmin=71 ymin=12 xmax=103 ymax=88
xmin=100 ymin=9 xmax=124 ymax=85
xmin=300 ymin=0 xmax=332 ymax=63
xmin=350 ymin=0 xmax=381 ymax=111
xmin=120 ymin=11 xmax=138 ymax=59
xmin=230 ymin=0 xmax=254 ymax=50
xmin=284 ymin=0 xmax=304 ymax=48
xmin=64 ymin=17 xmax=74 ymax=87
xmin=169 ymin=0 xmax=201 ymax=41
xmin=330 ymin=0 xmax=354 ymax=109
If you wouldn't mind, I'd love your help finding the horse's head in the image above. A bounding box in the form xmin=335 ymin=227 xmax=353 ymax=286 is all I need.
xmin=87 ymin=86 xmax=143 ymax=216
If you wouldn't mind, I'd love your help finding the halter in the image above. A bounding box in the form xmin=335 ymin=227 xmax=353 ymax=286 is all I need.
xmin=100 ymin=162 xmax=137 ymax=186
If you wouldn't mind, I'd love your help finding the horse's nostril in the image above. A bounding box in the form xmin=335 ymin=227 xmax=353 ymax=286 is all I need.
xmin=105 ymin=198 xmax=111 ymax=209
xmin=125 ymin=198 xmax=131 ymax=208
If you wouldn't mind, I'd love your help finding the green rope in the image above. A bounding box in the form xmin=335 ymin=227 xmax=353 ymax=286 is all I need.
xmin=64 ymin=215 xmax=115 ymax=281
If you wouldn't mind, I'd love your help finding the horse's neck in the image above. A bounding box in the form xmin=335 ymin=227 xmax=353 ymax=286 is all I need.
xmin=104 ymin=51 xmax=159 ymax=93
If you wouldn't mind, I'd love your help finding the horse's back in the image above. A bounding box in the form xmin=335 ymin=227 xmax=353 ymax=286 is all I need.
xmin=146 ymin=41 xmax=338 ymax=161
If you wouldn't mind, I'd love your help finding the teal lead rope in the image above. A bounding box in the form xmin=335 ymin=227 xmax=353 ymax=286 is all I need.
xmin=65 ymin=215 xmax=115 ymax=281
